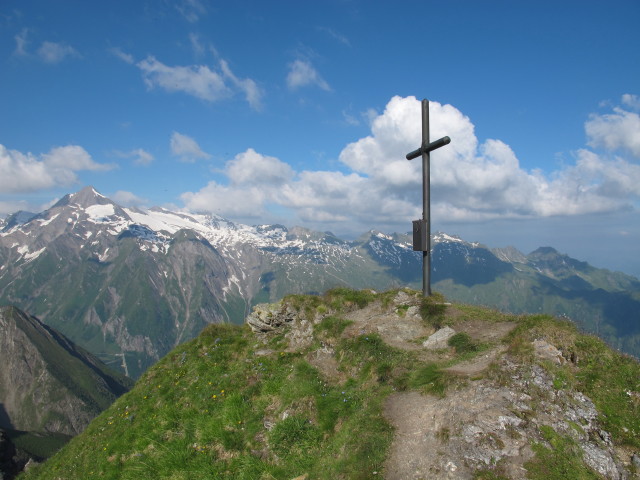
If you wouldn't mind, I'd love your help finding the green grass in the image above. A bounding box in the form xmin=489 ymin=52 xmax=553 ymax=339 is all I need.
xmin=313 ymin=315 xmax=353 ymax=338
xmin=419 ymin=292 xmax=448 ymax=328
xmin=23 ymin=314 xmax=398 ymax=479
xmin=448 ymin=332 xmax=479 ymax=354
xmin=406 ymin=363 xmax=449 ymax=397
xmin=524 ymin=425 xmax=600 ymax=479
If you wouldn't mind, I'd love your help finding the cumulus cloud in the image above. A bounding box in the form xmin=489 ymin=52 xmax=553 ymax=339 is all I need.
xmin=181 ymin=149 xmax=293 ymax=217
xmin=37 ymin=41 xmax=80 ymax=64
xmin=0 ymin=144 xmax=114 ymax=194
xmin=622 ymin=94 xmax=640 ymax=110
xmin=170 ymin=132 xmax=211 ymax=163
xmin=585 ymin=98 xmax=640 ymax=158
xmin=136 ymin=55 xmax=262 ymax=109
xmin=180 ymin=96 xmax=640 ymax=234
xmin=286 ymin=59 xmax=331 ymax=91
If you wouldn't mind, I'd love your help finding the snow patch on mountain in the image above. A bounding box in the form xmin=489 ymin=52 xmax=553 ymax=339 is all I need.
xmin=86 ymin=204 xmax=116 ymax=221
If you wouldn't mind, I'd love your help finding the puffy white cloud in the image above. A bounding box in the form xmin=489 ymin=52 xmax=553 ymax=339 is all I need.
xmin=225 ymin=149 xmax=293 ymax=186
xmin=622 ymin=94 xmax=640 ymax=110
xmin=181 ymin=149 xmax=293 ymax=218
xmin=37 ymin=41 xmax=80 ymax=64
xmin=170 ymin=132 xmax=211 ymax=163
xmin=180 ymin=96 xmax=640 ymax=234
xmin=585 ymin=103 xmax=640 ymax=158
xmin=0 ymin=144 xmax=114 ymax=194
xmin=181 ymin=182 xmax=271 ymax=218
xmin=286 ymin=59 xmax=331 ymax=91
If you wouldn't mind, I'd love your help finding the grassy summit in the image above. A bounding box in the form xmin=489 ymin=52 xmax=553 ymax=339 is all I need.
xmin=22 ymin=288 xmax=640 ymax=479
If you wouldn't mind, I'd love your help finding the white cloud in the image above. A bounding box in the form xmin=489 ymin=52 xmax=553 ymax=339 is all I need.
xmin=109 ymin=47 xmax=134 ymax=64
xmin=180 ymin=96 xmax=640 ymax=234
xmin=115 ymin=148 xmax=154 ymax=166
xmin=0 ymin=144 xmax=114 ymax=194
xmin=14 ymin=28 xmax=28 ymax=56
xmin=225 ymin=149 xmax=293 ymax=186
xmin=37 ymin=41 xmax=80 ymax=64
xmin=622 ymin=94 xmax=640 ymax=110
xmin=176 ymin=0 xmax=207 ymax=22
xmin=219 ymin=59 xmax=263 ymax=110
xmin=317 ymin=26 xmax=351 ymax=47
xmin=138 ymin=56 xmax=230 ymax=102
xmin=136 ymin=55 xmax=262 ymax=109
xmin=170 ymin=132 xmax=211 ymax=163
xmin=189 ymin=33 xmax=205 ymax=57
xmin=111 ymin=190 xmax=149 ymax=207
xmin=286 ymin=59 xmax=331 ymax=91
xmin=585 ymin=100 xmax=640 ymax=158
xmin=0 ymin=199 xmax=30 ymax=217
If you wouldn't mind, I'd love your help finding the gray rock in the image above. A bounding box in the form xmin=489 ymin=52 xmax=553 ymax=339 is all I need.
xmin=423 ymin=326 xmax=456 ymax=349
xmin=246 ymin=302 xmax=298 ymax=333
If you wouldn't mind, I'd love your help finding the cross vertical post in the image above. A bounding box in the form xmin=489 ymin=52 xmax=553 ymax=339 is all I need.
xmin=421 ymin=99 xmax=431 ymax=296
xmin=406 ymin=99 xmax=451 ymax=297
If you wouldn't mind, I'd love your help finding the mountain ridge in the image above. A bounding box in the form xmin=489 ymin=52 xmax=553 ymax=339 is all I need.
xmin=1 ymin=186 xmax=639 ymax=379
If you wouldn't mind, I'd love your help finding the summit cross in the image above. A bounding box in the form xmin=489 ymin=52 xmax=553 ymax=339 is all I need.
xmin=406 ymin=98 xmax=451 ymax=297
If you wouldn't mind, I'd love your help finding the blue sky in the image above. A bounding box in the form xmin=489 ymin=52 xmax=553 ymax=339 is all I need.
xmin=1 ymin=0 xmax=640 ymax=277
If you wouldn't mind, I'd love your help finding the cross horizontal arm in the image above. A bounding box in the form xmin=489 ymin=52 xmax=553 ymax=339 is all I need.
xmin=406 ymin=136 xmax=451 ymax=160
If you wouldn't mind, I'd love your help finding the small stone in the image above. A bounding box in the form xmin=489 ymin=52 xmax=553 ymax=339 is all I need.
xmin=423 ymin=326 xmax=456 ymax=349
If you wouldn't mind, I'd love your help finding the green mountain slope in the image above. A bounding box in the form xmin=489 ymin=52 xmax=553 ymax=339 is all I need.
xmin=23 ymin=289 xmax=640 ymax=480
xmin=0 ymin=306 xmax=134 ymax=465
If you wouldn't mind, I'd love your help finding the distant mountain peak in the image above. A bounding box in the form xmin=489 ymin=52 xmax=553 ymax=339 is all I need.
xmin=52 ymin=186 xmax=112 ymax=209
xmin=1 ymin=210 xmax=37 ymax=232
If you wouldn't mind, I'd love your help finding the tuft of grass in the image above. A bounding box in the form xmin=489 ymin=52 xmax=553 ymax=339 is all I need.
xmin=324 ymin=287 xmax=376 ymax=311
xmin=313 ymin=315 xmax=353 ymax=339
xmin=419 ymin=292 xmax=448 ymax=328
xmin=524 ymin=425 xmax=600 ymax=479
xmin=268 ymin=415 xmax=322 ymax=459
xmin=448 ymin=332 xmax=478 ymax=354
xmin=406 ymin=363 xmax=449 ymax=397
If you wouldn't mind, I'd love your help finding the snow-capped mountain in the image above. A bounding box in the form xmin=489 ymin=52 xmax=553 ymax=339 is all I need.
xmin=1 ymin=186 xmax=639 ymax=377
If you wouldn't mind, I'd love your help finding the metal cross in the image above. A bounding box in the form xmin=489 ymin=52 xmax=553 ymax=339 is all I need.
xmin=406 ymin=99 xmax=451 ymax=297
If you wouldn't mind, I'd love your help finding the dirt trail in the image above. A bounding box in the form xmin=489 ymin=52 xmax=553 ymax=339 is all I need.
xmin=336 ymin=295 xmax=520 ymax=479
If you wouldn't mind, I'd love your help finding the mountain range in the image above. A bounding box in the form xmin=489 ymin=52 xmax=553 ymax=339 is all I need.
xmin=1 ymin=186 xmax=639 ymax=378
